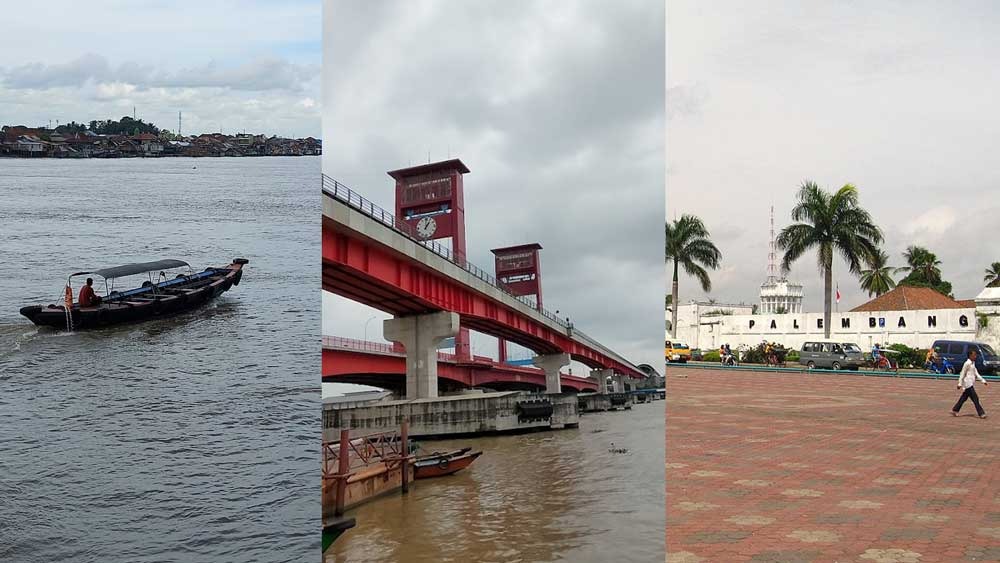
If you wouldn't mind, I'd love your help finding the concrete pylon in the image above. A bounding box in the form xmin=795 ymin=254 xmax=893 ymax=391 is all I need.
xmin=384 ymin=311 xmax=459 ymax=400
xmin=532 ymin=353 xmax=571 ymax=394
xmin=610 ymin=374 xmax=626 ymax=393
xmin=590 ymin=368 xmax=613 ymax=394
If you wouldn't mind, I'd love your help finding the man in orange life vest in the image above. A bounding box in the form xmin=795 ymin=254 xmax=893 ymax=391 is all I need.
xmin=78 ymin=278 xmax=101 ymax=307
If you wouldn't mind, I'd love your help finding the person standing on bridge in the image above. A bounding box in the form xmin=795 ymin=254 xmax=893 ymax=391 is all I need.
xmin=952 ymin=348 xmax=988 ymax=419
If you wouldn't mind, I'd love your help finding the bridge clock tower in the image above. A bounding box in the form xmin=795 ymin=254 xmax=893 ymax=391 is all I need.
xmin=389 ymin=158 xmax=471 ymax=359
xmin=491 ymin=243 xmax=544 ymax=363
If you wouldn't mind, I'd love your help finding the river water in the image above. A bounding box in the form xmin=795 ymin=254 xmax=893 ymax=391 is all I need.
xmin=0 ymin=157 xmax=319 ymax=562
xmin=325 ymin=402 xmax=665 ymax=563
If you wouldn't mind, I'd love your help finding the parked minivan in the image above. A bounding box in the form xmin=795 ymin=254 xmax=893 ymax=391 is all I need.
xmin=799 ymin=341 xmax=865 ymax=370
xmin=930 ymin=340 xmax=1000 ymax=375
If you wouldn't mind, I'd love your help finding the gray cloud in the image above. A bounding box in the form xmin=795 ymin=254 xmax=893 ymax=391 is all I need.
xmin=323 ymin=0 xmax=666 ymax=379
xmin=669 ymin=0 xmax=1000 ymax=311
xmin=2 ymin=54 xmax=317 ymax=92
xmin=0 ymin=2 xmax=321 ymax=139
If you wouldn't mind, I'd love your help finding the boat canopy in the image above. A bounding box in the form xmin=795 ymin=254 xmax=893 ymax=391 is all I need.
xmin=72 ymin=259 xmax=191 ymax=279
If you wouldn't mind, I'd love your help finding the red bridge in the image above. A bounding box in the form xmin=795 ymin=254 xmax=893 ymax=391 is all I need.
xmin=323 ymin=336 xmax=599 ymax=393
xmin=322 ymin=162 xmax=643 ymax=399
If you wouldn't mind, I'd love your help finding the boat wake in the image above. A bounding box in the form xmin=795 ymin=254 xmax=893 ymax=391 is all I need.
xmin=0 ymin=323 xmax=41 ymax=357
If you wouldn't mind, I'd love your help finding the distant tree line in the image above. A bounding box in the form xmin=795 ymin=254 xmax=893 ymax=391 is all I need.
xmin=53 ymin=116 xmax=160 ymax=136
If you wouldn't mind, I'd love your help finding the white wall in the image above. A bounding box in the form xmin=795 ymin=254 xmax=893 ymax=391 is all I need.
xmin=669 ymin=302 xmax=754 ymax=349
xmin=676 ymin=308 xmax=977 ymax=351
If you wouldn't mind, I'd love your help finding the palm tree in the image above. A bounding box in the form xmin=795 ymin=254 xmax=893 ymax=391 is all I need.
xmin=665 ymin=215 xmax=721 ymax=338
xmin=776 ymin=182 xmax=883 ymax=338
xmin=896 ymin=245 xmax=942 ymax=282
xmin=984 ymin=262 xmax=1000 ymax=287
xmin=859 ymin=249 xmax=897 ymax=297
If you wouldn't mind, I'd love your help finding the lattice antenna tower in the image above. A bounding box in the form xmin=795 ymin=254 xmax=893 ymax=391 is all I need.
xmin=767 ymin=205 xmax=778 ymax=282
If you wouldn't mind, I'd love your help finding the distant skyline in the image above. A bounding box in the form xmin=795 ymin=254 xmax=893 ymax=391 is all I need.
xmin=669 ymin=0 xmax=1000 ymax=311
xmin=1 ymin=1 xmax=321 ymax=139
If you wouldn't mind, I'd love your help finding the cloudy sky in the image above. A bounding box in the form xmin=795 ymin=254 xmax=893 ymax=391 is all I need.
xmin=669 ymin=0 xmax=1000 ymax=311
xmin=1 ymin=1 xmax=320 ymax=138
xmin=323 ymin=0 xmax=665 ymax=394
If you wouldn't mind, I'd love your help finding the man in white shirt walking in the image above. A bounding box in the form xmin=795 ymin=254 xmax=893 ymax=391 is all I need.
xmin=952 ymin=349 xmax=989 ymax=419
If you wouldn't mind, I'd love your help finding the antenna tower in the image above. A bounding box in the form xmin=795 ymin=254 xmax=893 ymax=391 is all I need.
xmin=767 ymin=205 xmax=778 ymax=282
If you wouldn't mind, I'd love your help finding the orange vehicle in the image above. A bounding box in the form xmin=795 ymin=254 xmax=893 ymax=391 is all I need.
xmin=665 ymin=340 xmax=692 ymax=363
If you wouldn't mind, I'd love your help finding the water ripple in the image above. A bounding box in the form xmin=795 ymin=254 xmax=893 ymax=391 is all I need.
xmin=0 ymin=157 xmax=319 ymax=563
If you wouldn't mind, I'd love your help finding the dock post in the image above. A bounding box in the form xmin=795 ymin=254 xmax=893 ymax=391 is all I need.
xmin=335 ymin=429 xmax=350 ymax=517
xmin=401 ymin=420 xmax=410 ymax=494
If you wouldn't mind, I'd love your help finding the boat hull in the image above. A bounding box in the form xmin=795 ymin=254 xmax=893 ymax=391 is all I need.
xmin=413 ymin=450 xmax=482 ymax=479
xmin=322 ymin=517 xmax=356 ymax=552
xmin=20 ymin=259 xmax=247 ymax=330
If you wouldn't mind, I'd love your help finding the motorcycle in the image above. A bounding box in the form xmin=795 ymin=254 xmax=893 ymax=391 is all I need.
xmin=927 ymin=356 xmax=956 ymax=375
xmin=873 ymin=350 xmax=899 ymax=372
xmin=721 ymin=353 xmax=738 ymax=367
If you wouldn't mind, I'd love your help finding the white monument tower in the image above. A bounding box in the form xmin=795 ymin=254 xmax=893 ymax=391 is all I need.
xmin=760 ymin=206 xmax=804 ymax=314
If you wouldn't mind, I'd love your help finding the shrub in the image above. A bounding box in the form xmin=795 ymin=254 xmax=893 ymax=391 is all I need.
xmin=702 ymin=350 xmax=720 ymax=362
xmin=735 ymin=342 xmax=791 ymax=364
xmin=885 ymin=343 xmax=926 ymax=369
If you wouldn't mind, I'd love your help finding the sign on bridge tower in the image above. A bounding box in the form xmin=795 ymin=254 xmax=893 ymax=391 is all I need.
xmin=388 ymin=158 xmax=471 ymax=359
xmin=491 ymin=243 xmax=544 ymax=363
xmin=389 ymin=158 xmax=469 ymax=255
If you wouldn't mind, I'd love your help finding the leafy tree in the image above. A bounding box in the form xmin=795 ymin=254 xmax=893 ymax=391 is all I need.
xmin=897 ymin=245 xmax=942 ymax=281
xmin=896 ymin=245 xmax=952 ymax=296
xmin=776 ymin=181 xmax=882 ymax=338
xmin=87 ymin=116 xmax=160 ymax=136
xmin=55 ymin=121 xmax=87 ymax=134
xmin=665 ymin=215 xmax=721 ymax=338
xmin=859 ymin=249 xmax=897 ymax=297
xmin=985 ymin=262 xmax=1000 ymax=287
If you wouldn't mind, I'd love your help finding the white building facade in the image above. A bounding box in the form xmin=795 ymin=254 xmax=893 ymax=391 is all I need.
xmin=674 ymin=307 xmax=977 ymax=351
xmin=759 ymin=279 xmax=803 ymax=314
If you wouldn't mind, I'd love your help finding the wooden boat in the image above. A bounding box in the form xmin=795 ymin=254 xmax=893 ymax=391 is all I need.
xmin=413 ymin=447 xmax=483 ymax=479
xmin=322 ymin=517 xmax=356 ymax=552
xmin=20 ymin=258 xmax=248 ymax=330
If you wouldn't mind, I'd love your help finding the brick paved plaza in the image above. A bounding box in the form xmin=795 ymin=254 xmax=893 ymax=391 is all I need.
xmin=666 ymin=367 xmax=1000 ymax=563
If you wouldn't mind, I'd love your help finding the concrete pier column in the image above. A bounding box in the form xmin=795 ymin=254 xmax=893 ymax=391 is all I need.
xmin=611 ymin=374 xmax=626 ymax=393
xmin=532 ymin=353 xmax=571 ymax=394
xmin=384 ymin=311 xmax=460 ymax=400
xmin=590 ymin=368 xmax=613 ymax=394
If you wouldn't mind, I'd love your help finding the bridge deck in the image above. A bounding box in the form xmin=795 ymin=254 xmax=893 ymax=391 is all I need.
xmin=322 ymin=178 xmax=643 ymax=377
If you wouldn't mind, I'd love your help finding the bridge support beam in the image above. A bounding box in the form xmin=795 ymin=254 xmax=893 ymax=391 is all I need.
xmin=384 ymin=311 xmax=460 ymax=400
xmin=609 ymin=374 xmax=628 ymax=393
xmin=590 ymin=368 xmax=613 ymax=395
xmin=532 ymin=353 xmax=570 ymax=394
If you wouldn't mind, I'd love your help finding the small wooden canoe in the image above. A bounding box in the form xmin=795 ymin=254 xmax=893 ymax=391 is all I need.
xmin=413 ymin=448 xmax=482 ymax=479
xmin=322 ymin=517 xmax=356 ymax=552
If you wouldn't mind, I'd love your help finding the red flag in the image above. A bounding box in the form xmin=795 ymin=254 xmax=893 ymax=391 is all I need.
xmin=836 ymin=285 xmax=841 ymax=303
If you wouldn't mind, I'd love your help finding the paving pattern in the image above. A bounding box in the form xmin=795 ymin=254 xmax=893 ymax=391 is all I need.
xmin=666 ymin=367 xmax=1000 ymax=562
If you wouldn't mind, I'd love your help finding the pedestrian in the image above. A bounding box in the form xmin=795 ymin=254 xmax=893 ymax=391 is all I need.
xmin=952 ymin=349 xmax=989 ymax=419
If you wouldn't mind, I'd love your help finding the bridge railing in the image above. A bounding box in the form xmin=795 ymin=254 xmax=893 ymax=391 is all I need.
xmin=322 ymin=335 xmax=399 ymax=354
xmin=323 ymin=175 xmax=570 ymax=328
xmin=323 ymin=175 xmax=642 ymax=375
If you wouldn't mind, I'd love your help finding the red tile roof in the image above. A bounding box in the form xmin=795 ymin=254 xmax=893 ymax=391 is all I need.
xmin=850 ymin=286 xmax=971 ymax=312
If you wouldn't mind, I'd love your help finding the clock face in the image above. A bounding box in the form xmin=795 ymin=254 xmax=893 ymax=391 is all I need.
xmin=415 ymin=216 xmax=437 ymax=239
